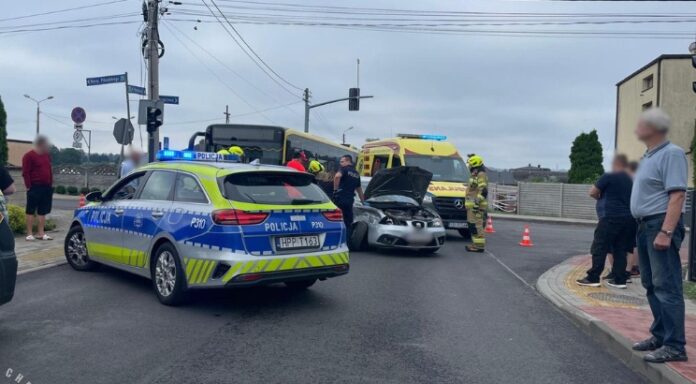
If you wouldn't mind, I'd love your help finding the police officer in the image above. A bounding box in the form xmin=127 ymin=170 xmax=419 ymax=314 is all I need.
xmin=333 ymin=155 xmax=364 ymax=237
xmin=465 ymin=154 xmax=488 ymax=253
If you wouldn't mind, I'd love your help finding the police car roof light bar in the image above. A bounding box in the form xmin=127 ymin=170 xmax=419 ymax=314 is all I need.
xmin=156 ymin=150 xmax=240 ymax=162
xmin=397 ymin=133 xmax=447 ymax=141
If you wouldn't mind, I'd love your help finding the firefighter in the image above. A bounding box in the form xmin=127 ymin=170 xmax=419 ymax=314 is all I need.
xmin=217 ymin=146 xmax=245 ymax=161
xmin=465 ymin=154 xmax=488 ymax=253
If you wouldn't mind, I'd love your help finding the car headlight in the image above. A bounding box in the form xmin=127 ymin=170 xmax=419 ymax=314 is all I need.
xmin=423 ymin=193 xmax=433 ymax=203
xmin=431 ymin=218 xmax=443 ymax=227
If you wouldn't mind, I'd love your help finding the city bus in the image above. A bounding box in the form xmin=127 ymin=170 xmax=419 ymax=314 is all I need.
xmin=188 ymin=124 xmax=358 ymax=189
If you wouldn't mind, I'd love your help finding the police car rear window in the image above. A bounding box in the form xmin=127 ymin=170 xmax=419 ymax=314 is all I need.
xmin=222 ymin=172 xmax=329 ymax=205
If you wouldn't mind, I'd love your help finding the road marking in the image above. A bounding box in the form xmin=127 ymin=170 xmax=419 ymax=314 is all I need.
xmin=484 ymin=250 xmax=533 ymax=289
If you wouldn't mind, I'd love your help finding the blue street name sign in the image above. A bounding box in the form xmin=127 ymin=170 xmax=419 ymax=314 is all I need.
xmin=86 ymin=74 xmax=126 ymax=86
xmin=127 ymin=85 xmax=146 ymax=96
xmin=160 ymin=95 xmax=179 ymax=105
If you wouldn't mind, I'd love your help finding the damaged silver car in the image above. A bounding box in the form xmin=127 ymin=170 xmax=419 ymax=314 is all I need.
xmin=350 ymin=166 xmax=446 ymax=253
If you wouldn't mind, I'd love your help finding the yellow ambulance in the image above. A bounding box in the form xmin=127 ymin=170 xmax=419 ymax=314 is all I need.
xmin=356 ymin=134 xmax=472 ymax=237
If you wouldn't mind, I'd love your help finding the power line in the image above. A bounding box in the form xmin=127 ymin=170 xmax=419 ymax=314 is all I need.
xmin=165 ymin=100 xmax=302 ymax=125
xmin=0 ymin=20 xmax=141 ymax=35
xmin=0 ymin=0 xmax=128 ymax=23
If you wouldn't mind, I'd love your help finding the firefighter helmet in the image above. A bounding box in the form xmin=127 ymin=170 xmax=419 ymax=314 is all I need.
xmin=467 ymin=154 xmax=484 ymax=168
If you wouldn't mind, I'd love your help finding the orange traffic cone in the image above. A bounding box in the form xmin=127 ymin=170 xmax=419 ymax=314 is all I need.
xmin=485 ymin=217 xmax=496 ymax=233
xmin=519 ymin=225 xmax=534 ymax=247
xmin=78 ymin=193 xmax=86 ymax=208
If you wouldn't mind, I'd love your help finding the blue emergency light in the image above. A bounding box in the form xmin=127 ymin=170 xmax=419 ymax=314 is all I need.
xmin=397 ymin=133 xmax=447 ymax=141
xmin=156 ymin=150 xmax=240 ymax=162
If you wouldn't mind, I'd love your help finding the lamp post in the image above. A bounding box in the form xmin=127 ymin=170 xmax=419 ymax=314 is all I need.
xmin=342 ymin=126 xmax=354 ymax=145
xmin=24 ymin=94 xmax=54 ymax=135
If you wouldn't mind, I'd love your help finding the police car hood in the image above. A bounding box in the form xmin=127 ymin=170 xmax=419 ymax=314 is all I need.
xmin=364 ymin=166 xmax=433 ymax=204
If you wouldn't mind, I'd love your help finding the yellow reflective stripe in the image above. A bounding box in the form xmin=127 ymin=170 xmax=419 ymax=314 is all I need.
xmin=306 ymin=256 xmax=323 ymax=268
xmin=185 ymin=258 xmax=196 ymax=281
xmin=189 ymin=260 xmax=203 ymax=284
xmin=278 ymin=257 xmax=297 ymax=271
xmin=252 ymin=260 xmax=269 ymax=273
xmin=266 ymin=258 xmax=283 ymax=271
xmin=198 ymin=261 xmax=214 ymax=284
xmin=320 ymin=255 xmax=335 ymax=266
xmin=240 ymin=261 xmax=255 ymax=274
xmin=221 ymin=262 xmax=243 ymax=283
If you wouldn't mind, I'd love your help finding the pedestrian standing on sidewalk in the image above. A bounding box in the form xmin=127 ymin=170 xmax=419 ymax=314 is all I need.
xmin=21 ymin=135 xmax=54 ymax=241
xmin=576 ymin=154 xmax=634 ymax=289
xmin=626 ymin=161 xmax=640 ymax=277
xmin=630 ymin=108 xmax=688 ymax=363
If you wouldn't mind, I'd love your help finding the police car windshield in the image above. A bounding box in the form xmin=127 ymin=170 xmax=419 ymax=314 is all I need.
xmin=404 ymin=155 xmax=470 ymax=183
xmin=222 ymin=172 xmax=329 ymax=205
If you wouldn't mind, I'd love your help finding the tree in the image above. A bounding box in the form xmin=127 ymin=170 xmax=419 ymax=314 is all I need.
xmin=0 ymin=96 xmax=7 ymax=166
xmin=568 ymin=129 xmax=604 ymax=184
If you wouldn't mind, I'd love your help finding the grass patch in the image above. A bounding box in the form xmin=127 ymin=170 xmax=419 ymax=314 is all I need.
xmin=684 ymin=281 xmax=696 ymax=301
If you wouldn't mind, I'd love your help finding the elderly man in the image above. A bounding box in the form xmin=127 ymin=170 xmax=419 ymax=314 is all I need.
xmin=22 ymin=135 xmax=53 ymax=241
xmin=630 ymin=108 xmax=688 ymax=363
xmin=120 ymin=148 xmax=145 ymax=177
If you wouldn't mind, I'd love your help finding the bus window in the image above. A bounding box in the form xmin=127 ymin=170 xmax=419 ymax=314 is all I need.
xmin=390 ymin=155 xmax=402 ymax=167
xmin=206 ymin=125 xmax=284 ymax=164
xmin=372 ymin=155 xmax=389 ymax=176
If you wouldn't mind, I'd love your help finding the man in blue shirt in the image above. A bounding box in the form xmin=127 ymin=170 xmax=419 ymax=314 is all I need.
xmin=333 ymin=155 xmax=364 ymax=238
xmin=629 ymin=108 xmax=688 ymax=363
xmin=576 ymin=154 xmax=634 ymax=288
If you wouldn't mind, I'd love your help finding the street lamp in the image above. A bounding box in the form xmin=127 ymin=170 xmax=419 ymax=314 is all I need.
xmin=24 ymin=94 xmax=54 ymax=135
xmin=342 ymin=126 xmax=354 ymax=145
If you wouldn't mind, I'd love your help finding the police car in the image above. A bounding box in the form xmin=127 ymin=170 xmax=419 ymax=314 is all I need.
xmin=64 ymin=150 xmax=349 ymax=305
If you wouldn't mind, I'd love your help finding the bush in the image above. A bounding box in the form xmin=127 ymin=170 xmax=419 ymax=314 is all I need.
xmin=79 ymin=187 xmax=91 ymax=195
xmin=55 ymin=185 xmax=66 ymax=194
xmin=67 ymin=186 xmax=78 ymax=195
xmin=6 ymin=204 xmax=56 ymax=235
xmin=90 ymin=187 xmax=101 ymax=193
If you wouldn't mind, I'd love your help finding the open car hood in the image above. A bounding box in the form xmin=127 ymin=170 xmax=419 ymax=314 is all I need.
xmin=364 ymin=166 xmax=433 ymax=204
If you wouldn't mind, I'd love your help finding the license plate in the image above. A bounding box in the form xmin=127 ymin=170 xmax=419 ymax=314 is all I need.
xmin=447 ymin=222 xmax=468 ymax=229
xmin=275 ymin=235 xmax=320 ymax=250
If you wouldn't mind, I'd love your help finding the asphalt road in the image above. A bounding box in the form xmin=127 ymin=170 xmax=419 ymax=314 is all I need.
xmin=0 ymin=219 xmax=647 ymax=384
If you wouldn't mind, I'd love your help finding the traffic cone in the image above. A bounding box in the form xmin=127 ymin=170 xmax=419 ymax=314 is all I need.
xmin=519 ymin=225 xmax=534 ymax=247
xmin=484 ymin=217 xmax=496 ymax=233
xmin=78 ymin=193 xmax=86 ymax=208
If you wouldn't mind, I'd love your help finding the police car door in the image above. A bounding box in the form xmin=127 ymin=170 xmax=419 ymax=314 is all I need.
xmin=84 ymin=172 xmax=146 ymax=264
xmin=121 ymin=170 xmax=176 ymax=270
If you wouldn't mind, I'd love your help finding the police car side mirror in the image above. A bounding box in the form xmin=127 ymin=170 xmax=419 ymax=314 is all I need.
xmin=85 ymin=191 xmax=102 ymax=203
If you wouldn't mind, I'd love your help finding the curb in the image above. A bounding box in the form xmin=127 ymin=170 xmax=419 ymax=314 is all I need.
xmin=18 ymin=260 xmax=66 ymax=275
xmin=537 ymin=263 xmax=692 ymax=384
xmin=491 ymin=213 xmax=598 ymax=227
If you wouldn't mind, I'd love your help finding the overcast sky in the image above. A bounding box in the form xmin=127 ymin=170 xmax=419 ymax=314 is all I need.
xmin=1 ymin=0 xmax=694 ymax=169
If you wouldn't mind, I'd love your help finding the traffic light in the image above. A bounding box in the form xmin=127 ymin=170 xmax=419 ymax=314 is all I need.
xmin=146 ymin=106 xmax=163 ymax=133
xmin=349 ymin=88 xmax=360 ymax=111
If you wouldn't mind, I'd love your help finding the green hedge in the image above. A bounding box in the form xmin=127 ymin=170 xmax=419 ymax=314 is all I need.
xmin=7 ymin=205 xmax=56 ymax=235
xmin=55 ymin=185 xmax=66 ymax=194
xmin=67 ymin=186 xmax=78 ymax=195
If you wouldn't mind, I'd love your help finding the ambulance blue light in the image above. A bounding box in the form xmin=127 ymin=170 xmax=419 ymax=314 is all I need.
xmin=397 ymin=133 xmax=447 ymax=141
xmin=156 ymin=150 xmax=239 ymax=162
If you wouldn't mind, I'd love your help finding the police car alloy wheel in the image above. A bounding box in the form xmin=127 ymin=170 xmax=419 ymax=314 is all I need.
xmin=64 ymin=226 xmax=97 ymax=271
xmin=152 ymin=243 xmax=187 ymax=306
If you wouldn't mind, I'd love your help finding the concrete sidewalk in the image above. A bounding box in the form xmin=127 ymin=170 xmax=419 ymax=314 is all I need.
xmin=13 ymin=209 xmax=71 ymax=274
xmin=538 ymin=252 xmax=696 ymax=384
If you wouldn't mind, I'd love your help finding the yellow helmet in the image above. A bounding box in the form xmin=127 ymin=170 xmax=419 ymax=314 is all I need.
xmin=467 ymin=154 xmax=484 ymax=168
xmin=228 ymin=146 xmax=245 ymax=157
xmin=308 ymin=160 xmax=325 ymax=174
xmin=216 ymin=148 xmax=231 ymax=155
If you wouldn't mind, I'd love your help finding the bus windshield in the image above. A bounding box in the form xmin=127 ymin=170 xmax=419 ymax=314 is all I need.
xmin=404 ymin=155 xmax=470 ymax=183
xmin=207 ymin=125 xmax=284 ymax=165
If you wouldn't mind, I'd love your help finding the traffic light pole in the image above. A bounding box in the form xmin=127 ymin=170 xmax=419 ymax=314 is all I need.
xmin=303 ymin=87 xmax=373 ymax=133
xmin=146 ymin=0 xmax=160 ymax=162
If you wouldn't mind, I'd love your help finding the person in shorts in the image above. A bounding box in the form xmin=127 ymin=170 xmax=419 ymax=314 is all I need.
xmin=22 ymin=135 xmax=53 ymax=241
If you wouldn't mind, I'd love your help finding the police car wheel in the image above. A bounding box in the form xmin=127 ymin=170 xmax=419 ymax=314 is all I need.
xmin=349 ymin=222 xmax=368 ymax=251
xmin=64 ymin=226 xmax=98 ymax=271
xmin=152 ymin=243 xmax=187 ymax=306
xmin=285 ymin=279 xmax=317 ymax=290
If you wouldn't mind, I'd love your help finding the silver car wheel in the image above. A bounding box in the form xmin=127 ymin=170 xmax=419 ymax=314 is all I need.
xmin=155 ymin=251 xmax=177 ymax=297
xmin=67 ymin=231 xmax=88 ymax=266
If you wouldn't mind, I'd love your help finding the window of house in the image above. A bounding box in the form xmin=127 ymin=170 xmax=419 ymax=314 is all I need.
xmin=642 ymin=74 xmax=654 ymax=91
xmin=642 ymin=101 xmax=653 ymax=111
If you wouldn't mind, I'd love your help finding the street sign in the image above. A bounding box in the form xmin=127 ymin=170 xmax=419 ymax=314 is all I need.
xmin=113 ymin=118 xmax=135 ymax=145
xmin=138 ymin=99 xmax=164 ymax=125
xmin=128 ymin=85 xmax=146 ymax=96
xmin=71 ymin=107 xmax=86 ymax=124
xmin=86 ymin=74 xmax=126 ymax=86
xmin=72 ymin=140 xmax=82 ymax=149
xmin=160 ymin=95 xmax=179 ymax=105
xmin=73 ymin=130 xmax=83 ymax=142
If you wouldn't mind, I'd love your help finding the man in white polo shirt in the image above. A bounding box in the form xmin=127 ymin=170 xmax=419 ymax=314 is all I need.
xmin=630 ymin=108 xmax=688 ymax=363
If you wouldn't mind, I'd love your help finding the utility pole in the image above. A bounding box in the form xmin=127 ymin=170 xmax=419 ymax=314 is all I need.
xmin=224 ymin=105 xmax=230 ymax=124
xmin=145 ymin=0 xmax=160 ymax=162
xmin=303 ymin=88 xmax=311 ymax=133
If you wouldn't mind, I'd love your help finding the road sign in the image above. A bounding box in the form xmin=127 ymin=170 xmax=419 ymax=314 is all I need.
xmin=72 ymin=140 xmax=82 ymax=149
xmin=160 ymin=95 xmax=179 ymax=105
xmin=138 ymin=99 xmax=164 ymax=125
xmin=128 ymin=85 xmax=146 ymax=96
xmin=71 ymin=107 xmax=86 ymax=124
xmin=86 ymin=74 xmax=126 ymax=86
xmin=73 ymin=130 xmax=83 ymax=142
xmin=113 ymin=118 xmax=135 ymax=145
